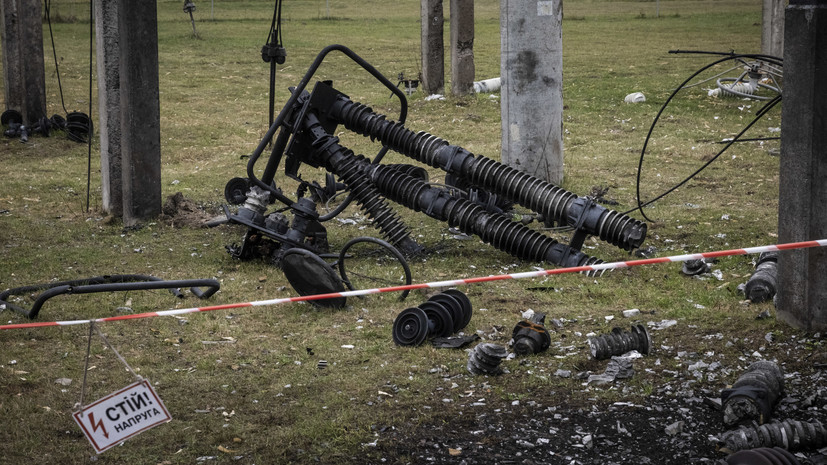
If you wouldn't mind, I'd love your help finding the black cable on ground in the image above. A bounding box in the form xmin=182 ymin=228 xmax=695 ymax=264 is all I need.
xmin=629 ymin=53 xmax=783 ymax=221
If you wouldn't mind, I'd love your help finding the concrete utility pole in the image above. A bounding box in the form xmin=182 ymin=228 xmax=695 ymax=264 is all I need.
xmin=776 ymin=0 xmax=827 ymax=331
xmin=119 ymin=0 xmax=162 ymax=226
xmin=450 ymin=0 xmax=474 ymax=96
xmin=761 ymin=0 xmax=785 ymax=58
xmin=95 ymin=0 xmax=122 ymax=216
xmin=1 ymin=0 xmax=46 ymax=125
xmin=500 ymin=0 xmax=564 ymax=185
xmin=420 ymin=0 xmax=444 ymax=95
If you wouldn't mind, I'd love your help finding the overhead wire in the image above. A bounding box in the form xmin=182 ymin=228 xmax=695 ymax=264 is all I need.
xmin=628 ymin=52 xmax=783 ymax=221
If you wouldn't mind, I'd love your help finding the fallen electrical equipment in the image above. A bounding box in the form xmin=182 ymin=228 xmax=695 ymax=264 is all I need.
xmin=0 ymin=274 xmax=220 ymax=319
xmin=219 ymin=45 xmax=648 ymax=304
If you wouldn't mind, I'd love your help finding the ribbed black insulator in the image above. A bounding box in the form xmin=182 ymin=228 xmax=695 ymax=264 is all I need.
xmin=725 ymin=447 xmax=801 ymax=465
xmin=588 ymin=324 xmax=652 ymax=360
xmin=316 ymin=142 xmax=415 ymax=252
xmin=332 ymin=97 xmax=647 ymax=251
xmin=370 ymin=164 xmax=603 ymax=272
xmin=745 ymin=252 xmax=778 ymax=303
xmin=721 ymin=360 xmax=785 ymax=426
xmin=719 ymin=419 xmax=827 ymax=453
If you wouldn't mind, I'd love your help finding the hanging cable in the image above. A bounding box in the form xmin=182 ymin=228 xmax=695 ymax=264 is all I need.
xmin=44 ymin=0 xmax=68 ymax=114
xmin=629 ymin=52 xmax=783 ymax=221
xmin=262 ymin=0 xmax=286 ymax=132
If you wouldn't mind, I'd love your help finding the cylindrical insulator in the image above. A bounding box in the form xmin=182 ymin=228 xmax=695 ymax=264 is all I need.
xmin=467 ymin=343 xmax=507 ymax=375
xmin=725 ymin=447 xmax=801 ymax=465
xmin=721 ymin=360 xmax=785 ymax=426
xmin=588 ymin=324 xmax=652 ymax=360
xmin=330 ymin=95 xmax=647 ymax=251
xmin=370 ymin=164 xmax=603 ymax=272
xmin=718 ymin=419 xmax=827 ymax=453
xmin=745 ymin=252 xmax=778 ymax=303
xmin=310 ymin=134 xmax=421 ymax=255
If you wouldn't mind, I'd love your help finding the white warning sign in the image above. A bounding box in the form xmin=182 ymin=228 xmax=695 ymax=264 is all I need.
xmin=73 ymin=379 xmax=171 ymax=453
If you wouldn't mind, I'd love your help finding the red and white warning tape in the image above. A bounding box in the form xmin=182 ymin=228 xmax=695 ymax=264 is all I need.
xmin=2 ymin=239 xmax=825 ymax=330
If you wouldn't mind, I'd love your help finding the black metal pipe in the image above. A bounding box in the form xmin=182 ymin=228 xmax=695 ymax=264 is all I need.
xmin=1 ymin=275 xmax=220 ymax=319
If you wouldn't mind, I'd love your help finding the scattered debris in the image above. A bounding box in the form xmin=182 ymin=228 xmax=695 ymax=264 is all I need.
xmin=624 ymin=92 xmax=646 ymax=103
xmin=587 ymin=356 xmax=636 ymax=385
xmin=467 ymin=343 xmax=507 ymax=376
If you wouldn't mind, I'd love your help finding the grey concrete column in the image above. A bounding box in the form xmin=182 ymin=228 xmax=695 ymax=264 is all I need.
xmin=450 ymin=0 xmax=474 ymax=96
xmin=119 ymin=0 xmax=162 ymax=226
xmin=1 ymin=0 xmax=46 ymax=125
xmin=500 ymin=0 xmax=564 ymax=184
xmin=420 ymin=0 xmax=444 ymax=95
xmin=761 ymin=0 xmax=785 ymax=58
xmin=776 ymin=0 xmax=827 ymax=331
xmin=95 ymin=0 xmax=122 ymax=216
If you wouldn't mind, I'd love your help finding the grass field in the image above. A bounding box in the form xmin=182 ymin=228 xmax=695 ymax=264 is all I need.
xmin=1 ymin=1 xmax=810 ymax=464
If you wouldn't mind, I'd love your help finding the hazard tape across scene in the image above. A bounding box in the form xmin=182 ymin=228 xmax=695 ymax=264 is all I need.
xmin=2 ymin=239 xmax=825 ymax=331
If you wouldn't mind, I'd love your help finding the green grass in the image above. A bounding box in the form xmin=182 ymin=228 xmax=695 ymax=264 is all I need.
xmin=0 ymin=1 xmax=806 ymax=464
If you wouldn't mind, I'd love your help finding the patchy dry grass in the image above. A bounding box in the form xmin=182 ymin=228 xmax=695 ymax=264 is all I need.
xmin=1 ymin=1 xmax=814 ymax=464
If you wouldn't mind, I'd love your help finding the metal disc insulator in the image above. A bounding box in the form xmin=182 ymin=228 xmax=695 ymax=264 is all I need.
xmin=441 ymin=289 xmax=472 ymax=329
xmin=224 ymin=177 xmax=250 ymax=205
xmin=418 ymin=301 xmax=454 ymax=338
xmin=392 ymin=307 xmax=429 ymax=346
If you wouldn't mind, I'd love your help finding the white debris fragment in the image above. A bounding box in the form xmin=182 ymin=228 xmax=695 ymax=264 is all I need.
xmin=648 ymin=320 xmax=678 ymax=330
xmin=622 ymin=309 xmax=640 ymax=318
xmin=425 ymin=94 xmax=445 ymax=101
xmin=624 ymin=92 xmax=646 ymax=103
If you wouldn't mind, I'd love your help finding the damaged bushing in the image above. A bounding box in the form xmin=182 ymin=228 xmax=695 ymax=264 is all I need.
xmin=682 ymin=258 xmax=711 ymax=276
xmin=725 ymin=447 xmax=800 ymax=465
xmin=745 ymin=252 xmax=778 ymax=303
xmin=721 ymin=360 xmax=785 ymax=426
xmin=588 ymin=324 xmax=652 ymax=360
xmin=467 ymin=343 xmax=507 ymax=376
xmin=392 ymin=290 xmax=473 ymax=346
xmin=718 ymin=419 xmax=827 ymax=453
xmin=511 ymin=312 xmax=551 ymax=356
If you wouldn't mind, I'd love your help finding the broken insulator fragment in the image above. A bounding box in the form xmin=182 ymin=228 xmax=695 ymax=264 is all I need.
xmin=724 ymin=447 xmax=801 ymax=465
xmin=467 ymin=343 xmax=507 ymax=375
xmin=682 ymin=258 xmax=711 ymax=276
xmin=588 ymin=324 xmax=652 ymax=360
xmin=511 ymin=312 xmax=551 ymax=356
xmin=745 ymin=251 xmax=778 ymax=303
xmin=721 ymin=360 xmax=785 ymax=426
xmin=718 ymin=419 xmax=827 ymax=453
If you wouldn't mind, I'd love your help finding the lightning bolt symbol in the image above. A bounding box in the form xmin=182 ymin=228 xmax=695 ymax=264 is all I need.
xmin=87 ymin=412 xmax=109 ymax=439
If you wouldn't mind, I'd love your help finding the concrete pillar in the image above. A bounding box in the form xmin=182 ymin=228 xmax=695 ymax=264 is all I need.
xmin=420 ymin=0 xmax=444 ymax=95
xmin=761 ymin=0 xmax=785 ymax=58
xmin=119 ymin=0 xmax=162 ymax=226
xmin=95 ymin=0 xmax=122 ymax=216
xmin=776 ymin=0 xmax=827 ymax=331
xmin=500 ymin=0 xmax=564 ymax=185
xmin=1 ymin=0 xmax=46 ymax=125
xmin=450 ymin=0 xmax=474 ymax=96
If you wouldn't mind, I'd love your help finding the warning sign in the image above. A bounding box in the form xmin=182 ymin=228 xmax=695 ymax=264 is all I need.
xmin=73 ymin=379 xmax=171 ymax=453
